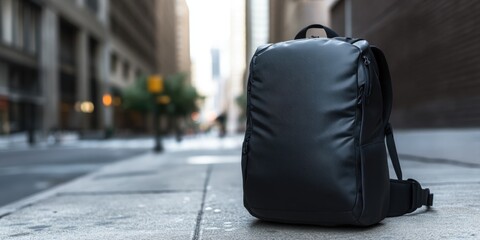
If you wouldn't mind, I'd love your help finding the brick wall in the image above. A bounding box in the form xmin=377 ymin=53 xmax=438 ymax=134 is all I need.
xmin=331 ymin=0 xmax=480 ymax=128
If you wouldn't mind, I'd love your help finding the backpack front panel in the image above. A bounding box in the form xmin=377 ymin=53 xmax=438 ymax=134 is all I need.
xmin=243 ymin=39 xmax=362 ymax=223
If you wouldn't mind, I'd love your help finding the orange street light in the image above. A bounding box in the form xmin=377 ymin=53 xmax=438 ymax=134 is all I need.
xmin=102 ymin=94 xmax=112 ymax=107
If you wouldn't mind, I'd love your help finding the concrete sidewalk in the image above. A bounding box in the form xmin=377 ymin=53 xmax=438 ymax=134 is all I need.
xmin=1 ymin=133 xmax=480 ymax=239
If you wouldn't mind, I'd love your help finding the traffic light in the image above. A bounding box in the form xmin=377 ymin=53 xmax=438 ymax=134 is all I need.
xmin=148 ymin=75 xmax=164 ymax=94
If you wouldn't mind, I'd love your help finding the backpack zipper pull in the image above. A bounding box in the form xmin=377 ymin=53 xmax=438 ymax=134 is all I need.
xmin=363 ymin=55 xmax=372 ymax=101
xmin=363 ymin=56 xmax=370 ymax=65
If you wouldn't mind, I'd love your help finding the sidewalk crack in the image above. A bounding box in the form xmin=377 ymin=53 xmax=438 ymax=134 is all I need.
xmin=0 ymin=212 xmax=12 ymax=219
xmin=0 ymin=203 xmax=36 ymax=220
xmin=192 ymin=164 xmax=213 ymax=240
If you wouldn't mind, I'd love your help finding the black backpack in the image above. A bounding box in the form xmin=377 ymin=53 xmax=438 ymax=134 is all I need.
xmin=241 ymin=24 xmax=433 ymax=226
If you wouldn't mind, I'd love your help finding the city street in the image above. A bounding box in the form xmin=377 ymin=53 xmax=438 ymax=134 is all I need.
xmin=0 ymin=146 xmax=146 ymax=207
xmin=0 ymin=0 xmax=478 ymax=238
xmin=0 ymin=132 xmax=479 ymax=239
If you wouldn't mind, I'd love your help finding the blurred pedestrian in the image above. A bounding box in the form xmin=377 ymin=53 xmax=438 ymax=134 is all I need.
xmin=215 ymin=112 xmax=226 ymax=138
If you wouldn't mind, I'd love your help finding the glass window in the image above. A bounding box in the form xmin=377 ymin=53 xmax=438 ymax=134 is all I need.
xmin=14 ymin=0 xmax=23 ymax=49
xmin=85 ymin=0 xmax=98 ymax=15
xmin=29 ymin=8 xmax=38 ymax=54
xmin=110 ymin=53 xmax=117 ymax=73
xmin=22 ymin=2 xmax=30 ymax=51
xmin=23 ymin=1 xmax=39 ymax=54
xmin=7 ymin=63 xmax=40 ymax=96
xmin=0 ymin=0 xmax=3 ymax=41
xmin=0 ymin=61 xmax=7 ymax=88
xmin=123 ymin=61 xmax=129 ymax=80
xmin=2 ymin=0 xmax=13 ymax=44
xmin=1 ymin=0 xmax=39 ymax=54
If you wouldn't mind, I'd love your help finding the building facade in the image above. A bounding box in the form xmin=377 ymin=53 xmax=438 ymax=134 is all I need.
xmin=0 ymin=0 xmax=43 ymax=136
xmin=331 ymin=0 xmax=480 ymax=128
xmin=246 ymin=0 xmax=269 ymax=60
xmin=0 ymin=0 xmax=157 ymax=140
xmin=109 ymin=0 xmax=156 ymax=132
xmin=268 ymin=0 xmax=331 ymax=43
xmin=155 ymin=0 xmax=191 ymax=79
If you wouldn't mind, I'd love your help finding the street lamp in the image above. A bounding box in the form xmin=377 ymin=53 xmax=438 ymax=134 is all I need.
xmin=102 ymin=93 xmax=114 ymax=139
xmin=102 ymin=93 xmax=112 ymax=107
xmin=148 ymin=75 xmax=165 ymax=153
xmin=74 ymin=101 xmax=94 ymax=138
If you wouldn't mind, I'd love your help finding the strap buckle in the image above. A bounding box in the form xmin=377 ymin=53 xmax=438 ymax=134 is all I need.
xmin=427 ymin=192 xmax=434 ymax=206
xmin=408 ymin=179 xmax=434 ymax=213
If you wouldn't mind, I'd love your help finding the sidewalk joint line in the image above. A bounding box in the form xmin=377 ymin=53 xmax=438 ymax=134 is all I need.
xmin=56 ymin=190 xmax=199 ymax=196
xmin=192 ymin=164 xmax=213 ymax=240
xmin=422 ymin=181 xmax=480 ymax=186
xmin=399 ymin=154 xmax=480 ymax=168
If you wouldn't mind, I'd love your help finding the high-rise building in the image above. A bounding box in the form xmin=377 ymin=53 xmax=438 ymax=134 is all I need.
xmin=155 ymin=0 xmax=191 ymax=79
xmin=246 ymin=0 xmax=269 ymax=60
xmin=331 ymin=0 xmax=480 ymax=128
xmin=226 ymin=0 xmax=247 ymax=133
xmin=108 ymin=0 xmax=157 ymax=132
xmin=0 ymin=0 xmax=158 ymax=140
xmin=187 ymin=0 xmax=245 ymax=133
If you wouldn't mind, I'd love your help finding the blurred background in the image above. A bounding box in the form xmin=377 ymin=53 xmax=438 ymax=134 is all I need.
xmin=0 ymin=0 xmax=479 ymax=206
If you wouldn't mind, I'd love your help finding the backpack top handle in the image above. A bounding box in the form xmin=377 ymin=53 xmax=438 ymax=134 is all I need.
xmin=294 ymin=24 xmax=340 ymax=39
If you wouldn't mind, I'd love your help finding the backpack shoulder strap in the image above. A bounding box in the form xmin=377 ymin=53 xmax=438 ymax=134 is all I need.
xmin=370 ymin=46 xmax=434 ymax=217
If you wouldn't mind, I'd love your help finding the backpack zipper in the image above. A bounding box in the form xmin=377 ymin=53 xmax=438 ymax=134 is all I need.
xmin=362 ymin=55 xmax=372 ymax=102
xmin=244 ymin=55 xmax=256 ymax=154
xmin=357 ymin=84 xmax=364 ymax=105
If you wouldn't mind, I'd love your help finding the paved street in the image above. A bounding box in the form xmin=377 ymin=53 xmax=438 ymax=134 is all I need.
xmin=0 ymin=133 xmax=479 ymax=239
xmin=0 ymin=147 xmax=145 ymax=207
